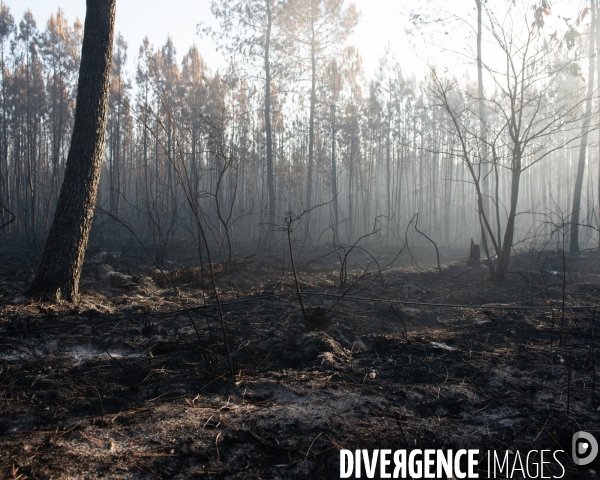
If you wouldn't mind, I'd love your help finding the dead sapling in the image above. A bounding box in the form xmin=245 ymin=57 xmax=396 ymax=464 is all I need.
xmin=275 ymin=202 xmax=332 ymax=326
xmin=411 ymin=213 xmax=445 ymax=283
xmin=390 ymin=305 xmax=411 ymax=344
xmin=332 ymin=219 xmax=382 ymax=287
xmin=548 ymin=210 xmax=573 ymax=414
xmin=323 ymin=220 xmax=408 ymax=320
xmin=283 ymin=209 xmax=308 ymax=321
xmin=140 ymin=104 xmax=235 ymax=378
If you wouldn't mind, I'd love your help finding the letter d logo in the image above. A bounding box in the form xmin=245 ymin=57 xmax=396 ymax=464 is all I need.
xmin=573 ymin=431 xmax=598 ymax=466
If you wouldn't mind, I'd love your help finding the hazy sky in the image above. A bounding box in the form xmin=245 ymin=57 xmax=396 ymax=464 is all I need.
xmin=6 ymin=0 xmax=425 ymax=78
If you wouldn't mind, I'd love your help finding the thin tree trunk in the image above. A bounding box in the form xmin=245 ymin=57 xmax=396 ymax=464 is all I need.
xmin=386 ymin=96 xmax=392 ymax=239
xmin=264 ymin=0 xmax=275 ymax=241
xmin=331 ymin=102 xmax=338 ymax=236
xmin=595 ymin=0 xmax=600 ymax=248
xmin=497 ymin=150 xmax=522 ymax=280
xmin=571 ymin=0 xmax=596 ymax=253
xmin=305 ymin=26 xmax=317 ymax=240
xmin=476 ymin=0 xmax=489 ymax=236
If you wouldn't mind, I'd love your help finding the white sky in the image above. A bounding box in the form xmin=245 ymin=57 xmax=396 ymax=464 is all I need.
xmin=5 ymin=0 xmax=425 ymax=78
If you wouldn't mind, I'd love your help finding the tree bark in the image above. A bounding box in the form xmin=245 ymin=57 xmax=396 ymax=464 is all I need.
xmin=386 ymin=92 xmax=392 ymax=238
xmin=476 ymin=0 xmax=490 ymax=247
xmin=26 ymin=0 xmax=116 ymax=302
xmin=305 ymin=26 xmax=317 ymax=240
xmin=497 ymin=149 xmax=522 ymax=280
xmin=264 ymin=0 xmax=275 ymax=241
xmin=571 ymin=0 xmax=595 ymax=253
xmin=331 ymin=101 xmax=338 ymax=237
xmin=596 ymin=0 xmax=600 ymax=248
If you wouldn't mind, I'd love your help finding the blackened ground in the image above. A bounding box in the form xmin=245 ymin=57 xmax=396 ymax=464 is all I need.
xmin=0 ymin=241 xmax=599 ymax=479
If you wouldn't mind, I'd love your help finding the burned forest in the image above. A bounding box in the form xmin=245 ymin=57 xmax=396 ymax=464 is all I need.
xmin=1 ymin=0 xmax=600 ymax=478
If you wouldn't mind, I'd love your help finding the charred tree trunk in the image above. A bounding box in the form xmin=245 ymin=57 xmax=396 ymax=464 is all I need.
xmin=571 ymin=0 xmax=596 ymax=253
xmin=386 ymin=96 xmax=392 ymax=238
xmin=496 ymin=149 xmax=522 ymax=281
xmin=26 ymin=0 xmax=116 ymax=302
xmin=597 ymin=0 xmax=600 ymax=248
xmin=331 ymin=101 xmax=339 ymax=237
xmin=305 ymin=30 xmax=317 ymax=241
xmin=476 ymin=0 xmax=490 ymax=248
xmin=264 ymin=0 xmax=275 ymax=242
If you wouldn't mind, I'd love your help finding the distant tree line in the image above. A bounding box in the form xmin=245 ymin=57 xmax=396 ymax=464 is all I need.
xmin=0 ymin=1 xmax=596 ymax=272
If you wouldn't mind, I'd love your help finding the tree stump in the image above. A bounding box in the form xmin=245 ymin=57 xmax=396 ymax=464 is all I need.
xmin=468 ymin=238 xmax=480 ymax=266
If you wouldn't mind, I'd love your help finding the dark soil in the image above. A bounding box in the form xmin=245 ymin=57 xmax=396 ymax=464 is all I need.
xmin=0 ymin=242 xmax=599 ymax=479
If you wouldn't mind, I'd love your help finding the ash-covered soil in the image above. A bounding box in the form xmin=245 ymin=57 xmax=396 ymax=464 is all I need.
xmin=0 ymin=242 xmax=599 ymax=479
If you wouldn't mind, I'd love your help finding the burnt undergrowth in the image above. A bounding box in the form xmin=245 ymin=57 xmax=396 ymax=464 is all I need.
xmin=0 ymin=243 xmax=599 ymax=479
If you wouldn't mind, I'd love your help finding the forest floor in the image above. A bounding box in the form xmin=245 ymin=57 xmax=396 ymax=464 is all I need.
xmin=0 ymin=240 xmax=599 ymax=479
